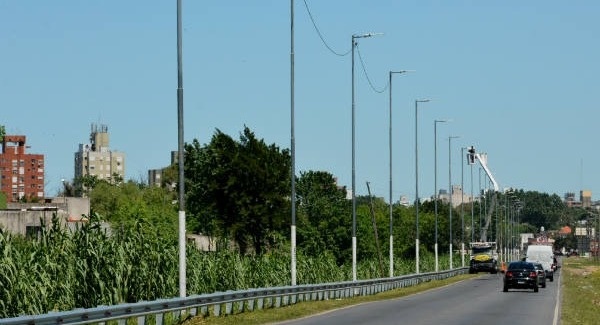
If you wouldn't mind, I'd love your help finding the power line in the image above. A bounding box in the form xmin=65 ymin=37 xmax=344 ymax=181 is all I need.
xmin=302 ymin=0 xmax=351 ymax=56
xmin=357 ymin=45 xmax=388 ymax=94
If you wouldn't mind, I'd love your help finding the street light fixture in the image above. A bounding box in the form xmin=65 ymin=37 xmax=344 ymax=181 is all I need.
xmin=351 ymin=32 xmax=382 ymax=282
xmin=448 ymin=136 xmax=460 ymax=270
xmin=415 ymin=99 xmax=430 ymax=274
xmin=433 ymin=119 xmax=449 ymax=272
xmin=388 ymin=70 xmax=412 ymax=278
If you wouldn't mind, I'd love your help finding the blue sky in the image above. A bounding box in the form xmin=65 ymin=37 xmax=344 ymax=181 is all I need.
xmin=1 ymin=1 xmax=599 ymax=202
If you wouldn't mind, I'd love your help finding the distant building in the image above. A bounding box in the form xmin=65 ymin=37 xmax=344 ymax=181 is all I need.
xmin=148 ymin=151 xmax=177 ymax=187
xmin=0 ymin=135 xmax=44 ymax=202
xmin=74 ymin=124 xmax=125 ymax=183
xmin=564 ymin=191 xmax=592 ymax=208
xmin=439 ymin=185 xmax=474 ymax=208
xmin=580 ymin=190 xmax=592 ymax=208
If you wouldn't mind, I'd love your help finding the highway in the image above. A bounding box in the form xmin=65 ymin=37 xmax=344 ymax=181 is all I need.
xmin=279 ymin=271 xmax=561 ymax=325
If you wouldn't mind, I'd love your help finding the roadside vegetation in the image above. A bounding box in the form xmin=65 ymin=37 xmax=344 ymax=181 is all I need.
xmin=0 ymin=126 xmax=591 ymax=318
xmin=561 ymin=256 xmax=600 ymax=324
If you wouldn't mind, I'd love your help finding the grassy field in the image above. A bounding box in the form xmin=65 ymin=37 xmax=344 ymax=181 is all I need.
xmin=182 ymin=274 xmax=477 ymax=325
xmin=561 ymin=256 xmax=600 ymax=325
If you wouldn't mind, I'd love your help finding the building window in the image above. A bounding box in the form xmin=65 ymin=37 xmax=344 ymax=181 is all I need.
xmin=26 ymin=226 xmax=42 ymax=239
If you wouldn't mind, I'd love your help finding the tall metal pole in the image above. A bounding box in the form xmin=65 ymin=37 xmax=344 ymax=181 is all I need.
xmin=415 ymin=99 xmax=429 ymax=274
xmin=448 ymin=136 xmax=459 ymax=269
xmin=433 ymin=119 xmax=447 ymax=272
xmin=471 ymin=163 xmax=474 ymax=243
xmin=290 ymin=0 xmax=297 ymax=286
xmin=479 ymin=167 xmax=482 ymax=240
xmin=388 ymin=70 xmax=408 ymax=278
xmin=351 ymin=35 xmax=357 ymax=282
xmin=461 ymin=147 xmax=465 ymax=267
xmin=351 ymin=33 xmax=380 ymax=282
xmin=176 ymin=0 xmax=186 ymax=298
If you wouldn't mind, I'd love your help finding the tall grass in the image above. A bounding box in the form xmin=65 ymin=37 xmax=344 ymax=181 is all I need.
xmin=0 ymin=214 xmax=443 ymax=318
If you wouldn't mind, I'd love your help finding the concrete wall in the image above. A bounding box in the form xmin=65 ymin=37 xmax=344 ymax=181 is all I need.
xmin=1 ymin=197 xmax=90 ymax=235
xmin=0 ymin=210 xmax=68 ymax=236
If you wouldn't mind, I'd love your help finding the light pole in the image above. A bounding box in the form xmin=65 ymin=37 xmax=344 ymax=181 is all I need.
xmin=290 ymin=0 xmax=297 ymax=286
xmin=415 ymin=99 xmax=430 ymax=274
xmin=176 ymin=0 xmax=187 ymax=298
xmin=479 ymin=167 xmax=482 ymax=240
xmin=351 ymin=32 xmax=381 ymax=282
xmin=460 ymin=146 xmax=466 ymax=267
xmin=448 ymin=136 xmax=460 ymax=270
xmin=471 ymin=159 xmax=475 ymax=243
xmin=433 ymin=119 xmax=448 ymax=272
xmin=388 ymin=70 xmax=411 ymax=278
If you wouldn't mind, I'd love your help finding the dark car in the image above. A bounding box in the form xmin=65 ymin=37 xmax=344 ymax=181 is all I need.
xmin=503 ymin=261 xmax=539 ymax=292
xmin=532 ymin=262 xmax=546 ymax=288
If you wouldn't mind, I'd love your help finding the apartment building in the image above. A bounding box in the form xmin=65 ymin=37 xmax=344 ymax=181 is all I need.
xmin=0 ymin=135 xmax=44 ymax=202
xmin=74 ymin=124 xmax=125 ymax=182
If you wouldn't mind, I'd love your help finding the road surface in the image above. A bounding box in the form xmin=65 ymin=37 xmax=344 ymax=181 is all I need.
xmin=279 ymin=271 xmax=561 ymax=325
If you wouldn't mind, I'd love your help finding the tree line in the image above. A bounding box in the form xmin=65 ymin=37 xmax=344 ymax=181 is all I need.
xmin=75 ymin=126 xmax=584 ymax=263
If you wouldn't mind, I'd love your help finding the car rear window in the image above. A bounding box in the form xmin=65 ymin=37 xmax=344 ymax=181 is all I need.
xmin=508 ymin=262 xmax=534 ymax=270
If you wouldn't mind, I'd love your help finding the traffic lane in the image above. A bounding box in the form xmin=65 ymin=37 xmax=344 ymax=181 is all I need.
xmin=279 ymin=272 xmax=559 ymax=325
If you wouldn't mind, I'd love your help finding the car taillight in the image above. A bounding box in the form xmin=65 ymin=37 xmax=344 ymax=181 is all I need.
xmin=530 ymin=272 xmax=537 ymax=278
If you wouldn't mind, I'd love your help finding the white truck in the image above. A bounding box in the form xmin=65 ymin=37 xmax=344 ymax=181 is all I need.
xmin=525 ymin=244 xmax=555 ymax=281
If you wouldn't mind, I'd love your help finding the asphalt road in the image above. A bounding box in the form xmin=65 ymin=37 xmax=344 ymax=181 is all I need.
xmin=279 ymin=271 xmax=561 ymax=325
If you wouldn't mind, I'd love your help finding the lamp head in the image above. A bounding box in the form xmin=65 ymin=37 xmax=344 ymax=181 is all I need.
xmin=353 ymin=32 xmax=384 ymax=39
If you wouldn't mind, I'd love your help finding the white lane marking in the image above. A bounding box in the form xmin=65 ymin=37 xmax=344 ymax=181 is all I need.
xmin=552 ymin=270 xmax=561 ymax=325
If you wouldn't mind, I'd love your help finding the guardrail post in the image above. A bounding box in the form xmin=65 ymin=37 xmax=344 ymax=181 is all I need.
xmin=200 ymin=306 xmax=208 ymax=316
xmin=213 ymin=304 xmax=221 ymax=316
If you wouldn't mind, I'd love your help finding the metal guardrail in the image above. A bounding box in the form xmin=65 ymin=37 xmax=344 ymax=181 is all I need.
xmin=0 ymin=268 xmax=467 ymax=325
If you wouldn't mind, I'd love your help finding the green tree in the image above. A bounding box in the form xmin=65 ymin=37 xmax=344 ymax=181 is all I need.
xmin=295 ymin=171 xmax=350 ymax=263
xmin=88 ymin=179 xmax=177 ymax=236
xmin=185 ymin=126 xmax=291 ymax=255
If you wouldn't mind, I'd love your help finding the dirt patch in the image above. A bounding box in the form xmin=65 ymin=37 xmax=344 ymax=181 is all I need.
xmin=568 ymin=265 xmax=600 ymax=277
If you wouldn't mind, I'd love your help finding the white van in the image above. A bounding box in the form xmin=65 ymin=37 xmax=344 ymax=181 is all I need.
xmin=526 ymin=245 xmax=554 ymax=281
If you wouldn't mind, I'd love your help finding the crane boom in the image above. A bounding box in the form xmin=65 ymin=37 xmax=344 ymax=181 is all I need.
xmin=468 ymin=149 xmax=500 ymax=242
xmin=474 ymin=153 xmax=499 ymax=192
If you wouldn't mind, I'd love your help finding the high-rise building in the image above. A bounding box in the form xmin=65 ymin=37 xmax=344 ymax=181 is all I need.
xmin=74 ymin=124 xmax=125 ymax=183
xmin=581 ymin=190 xmax=592 ymax=209
xmin=0 ymin=135 xmax=45 ymax=202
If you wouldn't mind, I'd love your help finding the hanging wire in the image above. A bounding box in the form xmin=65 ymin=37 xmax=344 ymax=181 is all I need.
xmin=357 ymin=45 xmax=388 ymax=94
xmin=302 ymin=0 xmax=351 ymax=56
